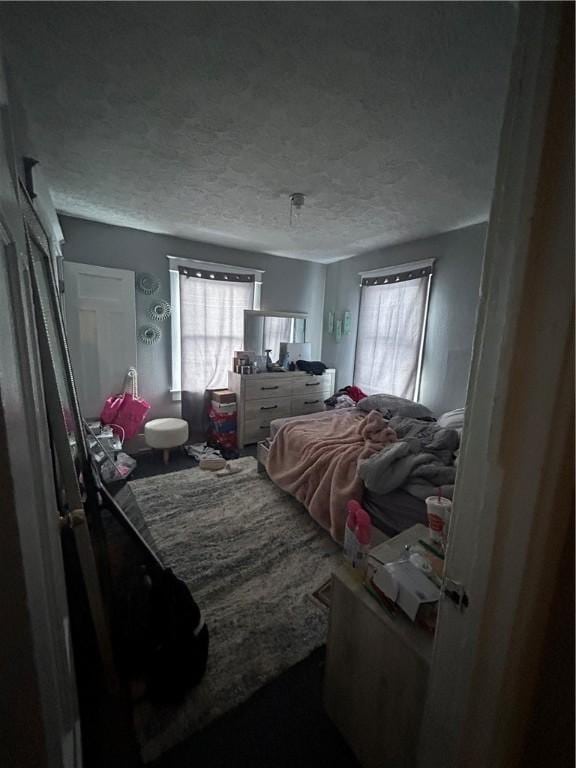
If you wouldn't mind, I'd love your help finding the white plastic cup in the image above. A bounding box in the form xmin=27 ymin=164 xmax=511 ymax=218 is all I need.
xmin=425 ymin=496 xmax=452 ymax=547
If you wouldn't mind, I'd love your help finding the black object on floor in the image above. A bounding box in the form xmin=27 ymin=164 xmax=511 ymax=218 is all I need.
xmin=150 ymin=647 xmax=360 ymax=768
xmin=130 ymin=449 xmax=199 ymax=480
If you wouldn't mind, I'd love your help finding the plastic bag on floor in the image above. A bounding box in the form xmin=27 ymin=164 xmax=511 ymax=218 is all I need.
xmin=184 ymin=443 xmax=222 ymax=462
xmin=100 ymin=451 xmax=137 ymax=482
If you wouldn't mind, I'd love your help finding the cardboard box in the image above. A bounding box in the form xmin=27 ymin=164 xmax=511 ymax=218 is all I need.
xmin=211 ymin=400 xmax=237 ymax=413
xmin=211 ymin=389 xmax=236 ymax=404
xmin=372 ymin=561 xmax=440 ymax=622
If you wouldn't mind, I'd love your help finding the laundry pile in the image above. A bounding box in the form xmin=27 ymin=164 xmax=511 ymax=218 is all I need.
xmin=184 ymin=443 xmax=242 ymax=475
xmin=358 ymin=416 xmax=460 ymax=501
xmin=324 ymin=384 xmax=367 ymax=409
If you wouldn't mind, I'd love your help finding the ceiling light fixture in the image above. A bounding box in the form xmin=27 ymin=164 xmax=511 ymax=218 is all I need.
xmin=289 ymin=192 xmax=305 ymax=226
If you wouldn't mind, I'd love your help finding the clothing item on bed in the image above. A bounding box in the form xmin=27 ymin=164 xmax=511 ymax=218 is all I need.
xmin=324 ymin=385 xmax=367 ymax=408
xmin=324 ymin=393 xmax=356 ymax=409
xmin=358 ymin=415 xmax=459 ymax=500
xmin=267 ymin=409 xmax=396 ymax=543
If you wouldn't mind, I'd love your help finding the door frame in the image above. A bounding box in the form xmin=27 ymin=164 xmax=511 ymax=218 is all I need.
xmin=419 ymin=4 xmax=573 ymax=766
xmin=1 ymin=234 xmax=82 ymax=768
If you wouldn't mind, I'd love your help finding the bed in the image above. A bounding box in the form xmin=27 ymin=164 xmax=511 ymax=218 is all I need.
xmin=267 ymin=400 xmax=461 ymax=542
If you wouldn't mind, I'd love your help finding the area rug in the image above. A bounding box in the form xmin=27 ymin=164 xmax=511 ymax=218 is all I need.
xmin=128 ymin=456 xmax=341 ymax=763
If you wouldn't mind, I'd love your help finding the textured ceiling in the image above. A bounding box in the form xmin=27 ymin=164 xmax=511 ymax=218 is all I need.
xmin=1 ymin=2 xmax=515 ymax=263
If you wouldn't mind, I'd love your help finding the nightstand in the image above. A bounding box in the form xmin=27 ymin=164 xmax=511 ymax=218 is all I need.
xmin=323 ymin=524 xmax=434 ymax=768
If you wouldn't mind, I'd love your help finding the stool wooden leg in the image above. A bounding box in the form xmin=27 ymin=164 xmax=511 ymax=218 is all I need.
xmin=163 ymin=448 xmax=170 ymax=465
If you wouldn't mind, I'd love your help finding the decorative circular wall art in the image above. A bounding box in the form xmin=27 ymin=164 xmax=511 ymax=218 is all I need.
xmin=138 ymin=325 xmax=161 ymax=345
xmin=136 ymin=272 xmax=160 ymax=295
xmin=149 ymin=299 xmax=172 ymax=321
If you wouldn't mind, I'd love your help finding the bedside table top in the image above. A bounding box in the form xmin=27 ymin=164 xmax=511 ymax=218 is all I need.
xmin=370 ymin=523 xmax=431 ymax=566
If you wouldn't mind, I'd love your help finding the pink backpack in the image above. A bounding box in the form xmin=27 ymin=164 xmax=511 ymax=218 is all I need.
xmin=100 ymin=368 xmax=150 ymax=440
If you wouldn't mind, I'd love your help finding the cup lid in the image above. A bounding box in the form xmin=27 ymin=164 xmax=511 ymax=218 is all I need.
xmin=425 ymin=496 xmax=452 ymax=507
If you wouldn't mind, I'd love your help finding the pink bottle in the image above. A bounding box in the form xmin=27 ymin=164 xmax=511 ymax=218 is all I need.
xmin=343 ymin=500 xmax=372 ymax=578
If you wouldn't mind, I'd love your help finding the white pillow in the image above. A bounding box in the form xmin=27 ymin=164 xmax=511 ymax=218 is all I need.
xmin=438 ymin=408 xmax=465 ymax=430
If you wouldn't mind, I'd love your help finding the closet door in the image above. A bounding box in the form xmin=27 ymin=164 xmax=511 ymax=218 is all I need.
xmin=63 ymin=262 xmax=136 ymax=418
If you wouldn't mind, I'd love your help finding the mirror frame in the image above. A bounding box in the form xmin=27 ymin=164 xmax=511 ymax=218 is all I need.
xmin=243 ymin=309 xmax=308 ymax=353
xmin=244 ymin=309 xmax=308 ymax=321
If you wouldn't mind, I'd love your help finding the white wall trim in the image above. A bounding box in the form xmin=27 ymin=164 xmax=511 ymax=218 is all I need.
xmin=169 ymin=268 xmax=181 ymax=395
xmin=414 ymin=273 xmax=433 ymax=402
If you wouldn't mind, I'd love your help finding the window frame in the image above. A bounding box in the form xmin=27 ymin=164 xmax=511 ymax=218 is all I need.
xmin=354 ymin=258 xmax=434 ymax=401
xmin=167 ymin=255 xmax=263 ymax=400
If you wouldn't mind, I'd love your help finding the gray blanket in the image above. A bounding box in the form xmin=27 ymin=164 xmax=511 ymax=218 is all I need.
xmin=358 ymin=416 xmax=460 ymax=500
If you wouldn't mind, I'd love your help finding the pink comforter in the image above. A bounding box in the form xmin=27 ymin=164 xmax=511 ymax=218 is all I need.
xmin=267 ymin=409 xmax=397 ymax=542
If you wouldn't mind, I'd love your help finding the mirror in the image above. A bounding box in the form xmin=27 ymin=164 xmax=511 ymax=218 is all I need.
xmin=244 ymin=310 xmax=307 ymax=363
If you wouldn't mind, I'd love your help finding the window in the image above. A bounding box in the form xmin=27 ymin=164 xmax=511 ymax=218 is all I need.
xmin=354 ymin=260 xmax=433 ymax=400
xmin=168 ymin=257 xmax=262 ymax=396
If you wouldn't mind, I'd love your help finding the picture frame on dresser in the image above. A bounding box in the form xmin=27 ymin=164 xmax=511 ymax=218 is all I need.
xmin=228 ymin=368 xmax=336 ymax=446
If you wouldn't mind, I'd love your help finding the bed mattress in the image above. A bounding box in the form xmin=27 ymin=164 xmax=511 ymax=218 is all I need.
xmin=269 ymin=407 xmax=428 ymax=537
xmin=362 ymin=489 xmax=427 ymax=537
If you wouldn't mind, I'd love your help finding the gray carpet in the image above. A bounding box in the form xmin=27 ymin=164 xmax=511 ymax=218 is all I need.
xmin=129 ymin=457 xmax=342 ymax=763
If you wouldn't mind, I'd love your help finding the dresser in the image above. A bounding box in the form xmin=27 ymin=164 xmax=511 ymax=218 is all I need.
xmin=228 ymin=368 xmax=336 ymax=446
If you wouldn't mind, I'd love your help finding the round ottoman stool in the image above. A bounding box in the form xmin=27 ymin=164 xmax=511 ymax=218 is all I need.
xmin=144 ymin=418 xmax=189 ymax=465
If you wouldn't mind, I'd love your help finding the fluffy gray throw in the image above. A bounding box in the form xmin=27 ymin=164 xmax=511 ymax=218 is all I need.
xmin=358 ymin=415 xmax=460 ymax=499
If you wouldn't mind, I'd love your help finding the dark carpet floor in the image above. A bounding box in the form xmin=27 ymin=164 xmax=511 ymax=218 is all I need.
xmin=131 ymin=445 xmax=257 ymax=481
xmin=151 ymin=647 xmax=359 ymax=768
xmin=131 ymin=448 xmax=359 ymax=768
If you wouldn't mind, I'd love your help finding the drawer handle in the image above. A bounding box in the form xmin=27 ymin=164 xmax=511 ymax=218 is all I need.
xmin=260 ymin=405 xmax=278 ymax=411
xmin=305 ymin=382 xmax=320 ymax=387
xmin=304 ymin=400 xmax=320 ymax=405
xmin=261 ymin=385 xmax=279 ymax=390
xmin=259 ymin=425 xmax=270 ymax=429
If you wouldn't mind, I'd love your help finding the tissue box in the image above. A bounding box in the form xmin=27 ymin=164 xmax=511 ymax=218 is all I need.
xmin=372 ymin=560 xmax=440 ymax=622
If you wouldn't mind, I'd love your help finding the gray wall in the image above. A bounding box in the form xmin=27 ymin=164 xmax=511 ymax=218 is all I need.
xmin=321 ymin=223 xmax=487 ymax=415
xmin=60 ymin=215 xmax=326 ymax=419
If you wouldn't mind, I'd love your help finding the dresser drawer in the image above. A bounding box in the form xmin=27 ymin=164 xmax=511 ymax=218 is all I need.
xmin=243 ymin=418 xmax=276 ymax=444
xmin=245 ymin=376 xmax=293 ymax=400
xmin=291 ymin=375 xmax=332 ymax=397
xmin=292 ymin=393 xmax=327 ymax=415
xmin=244 ymin=396 xmax=292 ymax=422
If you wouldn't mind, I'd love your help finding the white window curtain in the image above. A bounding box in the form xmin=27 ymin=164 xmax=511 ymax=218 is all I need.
xmin=354 ymin=267 xmax=431 ymax=400
xmin=263 ymin=316 xmax=294 ymax=362
xmin=180 ymin=273 xmax=254 ymax=395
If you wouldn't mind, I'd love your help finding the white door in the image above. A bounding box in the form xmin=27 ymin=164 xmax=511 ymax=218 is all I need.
xmin=419 ymin=5 xmax=573 ymax=767
xmin=63 ymin=262 xmax=136 ymax=418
